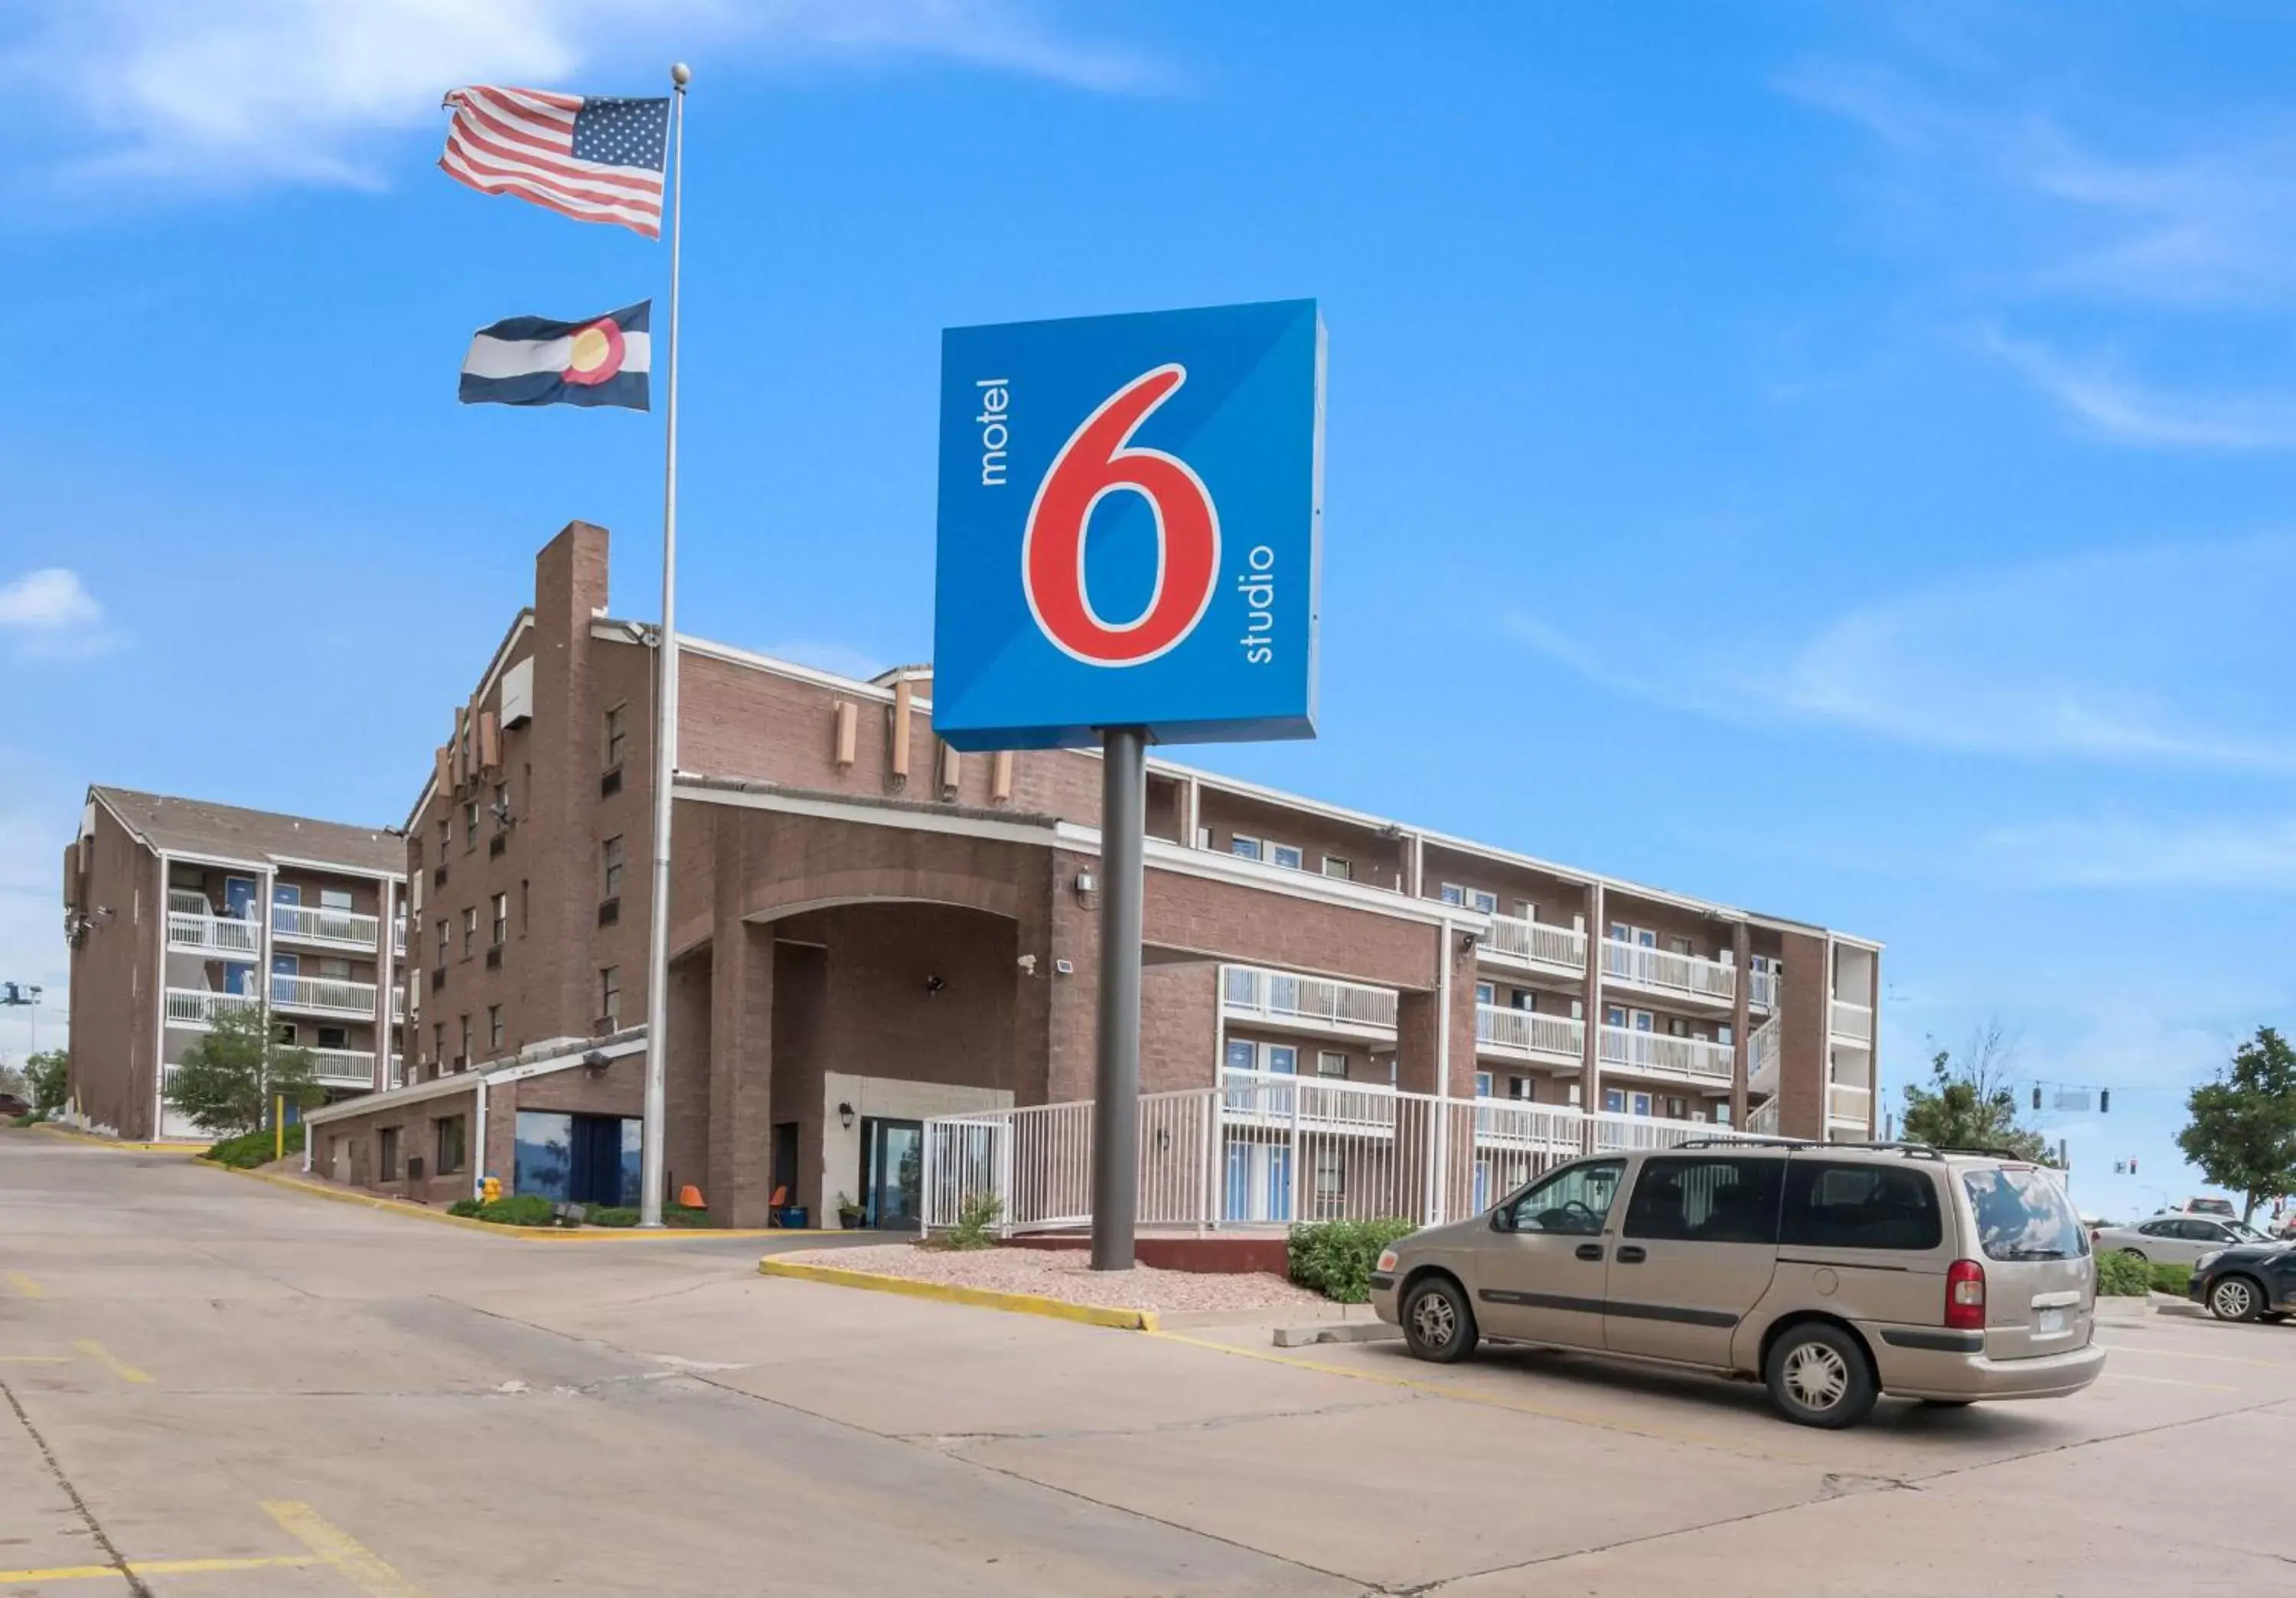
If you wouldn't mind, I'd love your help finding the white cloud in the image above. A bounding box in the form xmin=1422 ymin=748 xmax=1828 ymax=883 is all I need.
xmin=1982 ymin=331 xmax=2296 ymax=449
xmin=0 ymin=798 xmax=71 ymax=1063
xmin=0 ymin=568 xmax=115 ymax=657
xmin=1975 ymin=816 xmax=2296 ymax=891
xmin=1510 ymin=536 xmax=2296 ymax=772
xmin=1 ymin=0 xmax=1153 ymax=189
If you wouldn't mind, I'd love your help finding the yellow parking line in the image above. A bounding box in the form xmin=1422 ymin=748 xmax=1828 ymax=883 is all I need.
xmin=2094 ymin=1339 xmax=2295 ymax=1371
xmin=1143 ymin=1329 xmax=1812 ymax=1464
xmin=5 ymin=1273 xmax=45 ymax=1300
xmin=2102 ymin=1371 xmax=2239 ymax=1392
xmin=71 ymin=1341 xmax=154 ymax=1385
xmin=0 ymin=1554 xmax=322 ymax=1585
xmin=263 ymin=1501 xmax=425 ymax=1596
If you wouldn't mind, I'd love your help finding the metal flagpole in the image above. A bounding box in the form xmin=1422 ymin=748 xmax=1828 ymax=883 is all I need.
xmin=1089 ymin=726 xmax=1147 ymax=1270
xmin=638 ymin=62 xmax=690 ymax=1228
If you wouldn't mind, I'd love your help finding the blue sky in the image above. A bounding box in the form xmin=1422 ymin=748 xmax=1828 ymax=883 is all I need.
xmin=4 ymin=2 xmax=2291 ymax=1216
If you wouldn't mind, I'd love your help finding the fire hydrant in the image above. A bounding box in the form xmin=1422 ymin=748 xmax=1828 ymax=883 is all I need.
xmin=481 ymin=1175 xmax=502 ymax=1205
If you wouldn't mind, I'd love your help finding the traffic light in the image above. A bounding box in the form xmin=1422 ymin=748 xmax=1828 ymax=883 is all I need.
xmin=2129 ymin=1159 xmax=2138 ymax=1175
xmin=2099 ymin=1089 xmax=2109 ymax=1114
xmin=2031 ymin=1085 xmax=2042 ymax=1110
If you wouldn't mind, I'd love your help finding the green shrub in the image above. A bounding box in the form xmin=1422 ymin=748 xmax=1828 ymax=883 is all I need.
xmin=447 ymin=1198 xmax=483 ymax=1218
xmin=583 ymin=1205 xmax=638 ymax=1227
xmin=2149 ymin=1261 xmax=2193 ymax=1296
xmin=474 ymin=1194 xmax=562 ymax=1227
xmin=1288 ymin=1217 xmax=1418 ymax=1303
xmin=2094 ymin=1251 xmax=2151 ymax=1296
xmin=201 ymin=1123 xmax=306 ymax=1169
xmin=8 ymin=1114 xmax=38 ymax=1129
xmin=944 ymin=1192 xmax=1005 ymax=1251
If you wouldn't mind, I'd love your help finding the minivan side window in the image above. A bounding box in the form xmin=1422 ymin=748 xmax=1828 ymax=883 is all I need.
xmin=1624 ymin=1156 xmax=1784 ymax=1244
xmin=1502 ymin=1159 xmax=1626 ymax=1236
xmin=1780 ymin=1162 xmax=1942 ymax=1251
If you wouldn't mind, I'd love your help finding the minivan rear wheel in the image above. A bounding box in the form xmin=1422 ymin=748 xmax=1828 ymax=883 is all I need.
xmin=1765 ymin=1323 xmax=1877 ymax=1429
xmin=1401 ymin=1275 xmax=1479 ymax=1364
xmin=2209 ymin=1275 xmax=2264 ymax=1322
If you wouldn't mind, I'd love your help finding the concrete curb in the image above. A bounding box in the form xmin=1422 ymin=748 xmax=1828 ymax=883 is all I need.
xmin=1271 ymin=1320 xmax=1404 ymax=1349
xmin=2093 ymin=1296 xmax=2153 ymax=1322
xmin=758 ymin=1257 xmax=1161 ymax=1331
xmin=29 ymin=1125 xmax=201 ymax=1154
xmin=204 ymin=1163 xmax=796 ymax=1241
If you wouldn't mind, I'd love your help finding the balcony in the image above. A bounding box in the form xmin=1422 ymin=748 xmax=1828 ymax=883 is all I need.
xmin=1828 ymin=1081 xmax=1872 ymax=1127
xmin=1747 ymin=1016 xmax=1781 ymax=1098
xmin=1830 ymin=999 xmax=1874 ymax=1044
xmin=305 ymin=1048 xmax=377 ymax=1088
xmin=165 ymin=988 xmax=259 ymax=1026
xmin=272 ymin=902 xmax=381 ymax=951
xmin=167 ymin=910 xmax=260 ymax=958
xmin=392 ymin=920 xmax=408 ymax=957
xmin=1479 ymin=915 xmax=1587 ymax=978
xmin=269 ymin=974 xmax=377 ymax=1018
xmin=1474 ymin=1003 xmax=1584 ymax=1066
xmin=1600 ymin=940 xmax=1736 ymax=1006
xmin=1221 ymin=966 xmax=1397 ymax=1039
xmin=1746 ymin=1098 xmax=1781 ymax=1137
xmin=1598 ymin=1024 xmax=1733 ymax=1084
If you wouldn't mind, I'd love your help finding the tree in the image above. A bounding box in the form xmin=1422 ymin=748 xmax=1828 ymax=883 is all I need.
xmin=1898 ymin=1022 xmax=2056 ymax=1165
xmin=24 ymin=1049 xmax=70 ymax=1116
xmin=164 ymin=1006 xmax=321 ymax=1137
xmin=2177 ymin=1027 xmax=2296 ymax=1222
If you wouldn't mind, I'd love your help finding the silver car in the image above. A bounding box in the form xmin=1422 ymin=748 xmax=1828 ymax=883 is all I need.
xmin=2095 ymin=1213 xmax=2270 ymax=1267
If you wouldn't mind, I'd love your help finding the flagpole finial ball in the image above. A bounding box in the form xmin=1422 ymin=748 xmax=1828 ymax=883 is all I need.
xmin=671 ymin=62 xmax=691 ymax=87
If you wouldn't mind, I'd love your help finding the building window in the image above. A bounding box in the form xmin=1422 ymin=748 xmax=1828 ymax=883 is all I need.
xmin=462 ymin=906 xmax=477 ymax=957
xmin=1229 ymin=834 xmax=1263 ymax=862
xmin=434 ymin=918 xmax=448 ymax=957
xmin=317 ymin=957 xmax=351 ymax=982
xmin=491 ymin=892 xmax=508 ymax=946
xmin=493 ymin=782 xmax=508 ymax=827
xmin=435 ymin=1116 xmax=468 ymax=1175
xmin=1316 ymin=1050 xmax=1347 ymax=1078
xmin=458 ymin=1014 xmax=471 ymax=1065
xmin=1270 ymin=843 xmax=1304 ymax=870
xmin=464 ymin=801 xmax=479 ymax=851
xmin=319 ymin=887 xmax=353 ymax=912
xmin=1264 ymin=1043 xmax=1297 ymax=1075
xmin=379 ymin=1127 xmax=401 ymax=1181
xmin=431 ymin=1022 xmax=444 ymax=1063
xmin=1440 ymin=882 xmax=1464 ymax=906
xmin=1322 ymin=855 xmax=1352 ymax=881
xmin=317 ymin=1026 xmax=347 ymax=1050
xmin=602 ymin=836 xmax=625 ymax=899
xmin=1475 ymin=982 xmax=1495 ymax=1005
xmin=605 ymin=704 xmax=628 ymax=769
xmin=488 ymin=1004 xmax=504 ymax=1051
xmin=1508 ymin=1075 xmax=1532 ymax=1101
xmin=438 ymin=816 xmax=450 ymax=852
xmin=600 ymin=966 xmax=621 ymax=1027
xmin=520 ymin=879 xmax=530 ymax=933
xmin=1474 ymin=1071 xmax=1493 ymax=1098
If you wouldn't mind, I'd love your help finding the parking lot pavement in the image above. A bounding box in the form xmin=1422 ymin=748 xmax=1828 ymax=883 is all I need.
xmin=6 ymin=1133 xmax=2294 ymax=1595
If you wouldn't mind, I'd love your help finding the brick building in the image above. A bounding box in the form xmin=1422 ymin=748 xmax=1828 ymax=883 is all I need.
xmin=302 ymin=521 xmax=1881 ymax=1227
xmin=60 ymin=788 xmax=408 ymax=1140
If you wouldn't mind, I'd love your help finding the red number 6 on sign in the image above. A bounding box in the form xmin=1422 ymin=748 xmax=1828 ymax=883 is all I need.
xmin=1022 ymin=364 xmax=1221 ymax=667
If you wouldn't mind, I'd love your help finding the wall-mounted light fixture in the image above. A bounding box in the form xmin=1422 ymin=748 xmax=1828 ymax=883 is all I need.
xmin=837 ymin=1101 xmax=855 ymax=1130
xmin=581 ymin=1048 xmax=609 ymax=1079
xmin=925 ymin=974 xmax=946 ymax=996
xmin=1074 ymin=868 xmax=1096 ymax=900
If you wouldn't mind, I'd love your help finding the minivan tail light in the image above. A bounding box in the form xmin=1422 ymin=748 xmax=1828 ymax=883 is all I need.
xmin=1945 ymin=1259 xmax=1987 ymax=1331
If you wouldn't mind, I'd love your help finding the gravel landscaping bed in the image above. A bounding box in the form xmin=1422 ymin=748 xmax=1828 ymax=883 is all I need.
xmin=797 ymin=1243 xmax=1325 ymax=1314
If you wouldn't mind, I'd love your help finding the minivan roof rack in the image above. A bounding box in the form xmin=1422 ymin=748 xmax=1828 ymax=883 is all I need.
xmin=1663 ymin=1138 xmax=1984 ymax=1163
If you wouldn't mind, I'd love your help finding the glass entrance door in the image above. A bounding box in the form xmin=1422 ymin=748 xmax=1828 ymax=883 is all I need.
xmin=862 ymin=1118 xmax=924 ymax=1229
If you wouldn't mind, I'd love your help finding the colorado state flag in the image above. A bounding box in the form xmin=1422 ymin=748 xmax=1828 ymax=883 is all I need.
xmin=459 ymin=302 xmax=651 ymax=409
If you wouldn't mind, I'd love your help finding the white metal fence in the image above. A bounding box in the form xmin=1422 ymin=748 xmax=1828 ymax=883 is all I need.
xmin=272 ymin=903 xmax=381 ymax=948
xmin=1482 ymin=914 xmax=1588 ymax=973
xmin=1600 ymin=940 xmax=1737 ymax=1003
xmin=166 ymin=911 xmax=261 ymax=957
xmin=923 ymin=1072 xmax=1786 ymax=1236
xmin=1221 ymin=965 xmax=1397 ymax=1032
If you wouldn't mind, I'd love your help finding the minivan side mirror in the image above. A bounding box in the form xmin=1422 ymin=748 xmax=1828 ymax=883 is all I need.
xmin=1489 ymin=1205 xmax=1514 ymax=1233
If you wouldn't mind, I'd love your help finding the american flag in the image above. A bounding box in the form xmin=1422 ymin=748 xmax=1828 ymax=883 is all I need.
xmin=439 ymin=86 xmax=669 ymax=237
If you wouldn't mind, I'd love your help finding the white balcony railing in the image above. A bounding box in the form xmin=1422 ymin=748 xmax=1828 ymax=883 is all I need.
xmin=387 ymin=1055 xmax=406 ymax=1089
xmin=391 ymin=986 xmax=408 ymax=1022
xmin=168 ymin=889 xmax=212 ymax=915
xmin=1747 ymin=967 xmax=1780 ymax=1011
xmin=392 ymin=919 xmax=408 ymax=957
xmin=1830 ymin=999 xmax=1874 ymax=1043
xmin=1481 ymin=915 xmax=1588 ymax=974
xmin=1828 ymin=1081 xmax=1873 ymax=1126
xmin=304 ymin=1048 xmax=377 ymax=1088
xmin=1221 ymin=966 xmax=1397 ymax=1034
xmin=1746 ymin=1098 xmax=1781 ymax=1137
xmin=269 ymin=974 xmax=377 ymax=1017
xmin=166 ymin=912 xmax=261 ymax=957
xmin=1598 ymin=1024 xmax=1734 ymax=1082
xmin=1747 ymin=1016 xmax=1781 ymax=1097
xmin=1601 ymin=939 xmax=1737 ymax=1004
xmin=164 ymin=988 xmax=260 ymax=1026
xmin=271 ymin=903 xmax=381 ymax=950
xmin=1475 ymin=1003 xmax=1586 ymax=1063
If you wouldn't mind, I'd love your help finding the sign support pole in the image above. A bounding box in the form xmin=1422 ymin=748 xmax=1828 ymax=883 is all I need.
xmin=1090 ymin=726 xmax=1146 ymax=1271
xmin=638 ymin=62 xmax=690 ymax=1229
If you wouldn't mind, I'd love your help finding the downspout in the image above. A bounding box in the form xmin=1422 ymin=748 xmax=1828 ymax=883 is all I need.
xmin=1433 ymin=915 xmax=1454 ymax=1224
xmin=473 ymin=1075 xmax=488 ymax=1202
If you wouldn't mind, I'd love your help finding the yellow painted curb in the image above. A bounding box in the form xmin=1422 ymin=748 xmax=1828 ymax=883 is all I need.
xmin=758 ymin=1257 xmax=1160 ymax=1332
xmin=204 ymin=1163 xmax=790 ymax=1240
xmin=28 ymin=1125 xmax=201 ymax=1153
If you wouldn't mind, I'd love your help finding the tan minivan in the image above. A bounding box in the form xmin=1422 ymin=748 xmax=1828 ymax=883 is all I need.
xmin=1369 ymin=1141 xmax=2104 ymax=1427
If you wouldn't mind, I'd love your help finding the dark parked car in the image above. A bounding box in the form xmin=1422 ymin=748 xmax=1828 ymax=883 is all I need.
xmin=2188 ymin=1244 xmax=2296 ymax=1323
xmin=0 ymin=1093 xmax=31 ymax=1119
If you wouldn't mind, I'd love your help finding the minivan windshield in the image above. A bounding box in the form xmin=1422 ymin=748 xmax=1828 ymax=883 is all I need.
xmin=1962 ymin=1167 xmax=2088 ymax=1261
